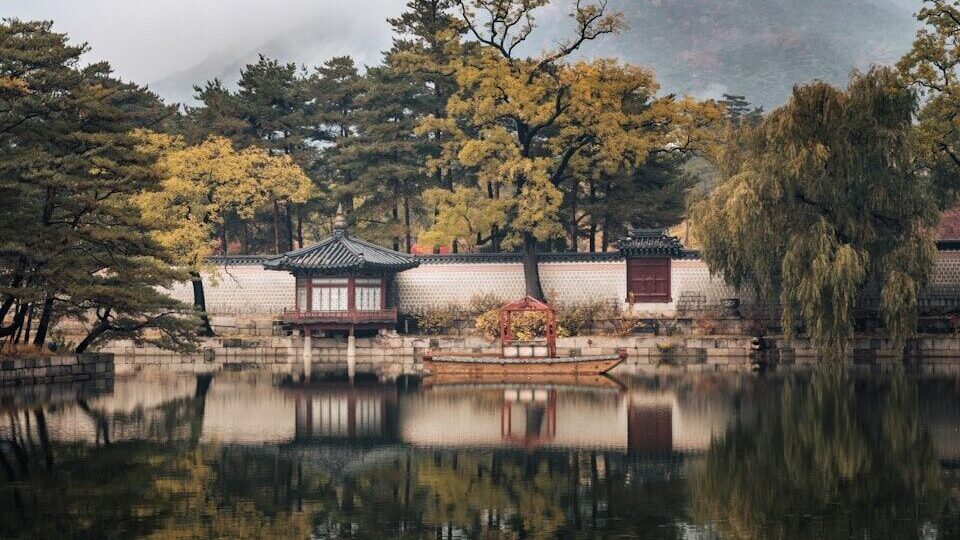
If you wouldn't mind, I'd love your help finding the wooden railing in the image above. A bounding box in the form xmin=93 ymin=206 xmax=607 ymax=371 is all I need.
xmin=281 ymin=308 xmax=398 ymax=324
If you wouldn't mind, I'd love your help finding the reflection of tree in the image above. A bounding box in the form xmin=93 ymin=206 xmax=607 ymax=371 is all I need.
xmin=692 ymin=370 xmax=952 ymax=539
xmin=0 ymin=374 xmax=231 ymax=539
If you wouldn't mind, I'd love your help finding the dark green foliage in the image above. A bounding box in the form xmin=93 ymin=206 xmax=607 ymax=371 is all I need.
xmin=691 ymin=68 xmax=938 ymax=360
xmin=0 ymin=19 xmax=196 ymax=352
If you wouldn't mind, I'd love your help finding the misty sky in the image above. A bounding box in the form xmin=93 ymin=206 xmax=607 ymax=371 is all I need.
xmin=5 ymin=0 xmax=404 ymax=100
xmin=4 ymin=0 xmax=922 ymax=107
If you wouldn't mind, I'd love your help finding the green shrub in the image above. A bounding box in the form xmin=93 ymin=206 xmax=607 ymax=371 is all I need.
xmin=467 ymin=293 xmax=504 ymax=317
xmin=414 ymin=306 xmax=461 ymax=335
xmin=555 ymin=300 xmax=619 ymax=336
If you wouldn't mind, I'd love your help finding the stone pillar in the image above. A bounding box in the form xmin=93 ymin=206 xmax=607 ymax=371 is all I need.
xmin=302 ymin=330 xmax=312 ymax=381
xmin=347 ymin=329 xmax=356 ymax=380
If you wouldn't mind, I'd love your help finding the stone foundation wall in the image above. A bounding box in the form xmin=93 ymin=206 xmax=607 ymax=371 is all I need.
xmin=98 ymin=334 xmax=960 ymax=380
xmin=0 ymin=353 xmax=115 ymax=387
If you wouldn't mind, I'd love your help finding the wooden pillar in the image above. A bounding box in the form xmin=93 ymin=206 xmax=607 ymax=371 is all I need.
xmin=347 ymin=277 xmax=356 ymax=311
xmin=306 ymin=274 xmax=313 ymax=312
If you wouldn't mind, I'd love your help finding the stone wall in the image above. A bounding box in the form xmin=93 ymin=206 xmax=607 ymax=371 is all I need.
xmin=157 ymin=249 xmax=960 ymax=318
xmin=0 ymin=353 xmax=114 ymax=387
xmin=164 ymin=263 xmax=294 ymax=315
xmin=396 ymin=259 xmax=626 ymax=310
xmin=98 ymin=334 xmax=960 ymax=380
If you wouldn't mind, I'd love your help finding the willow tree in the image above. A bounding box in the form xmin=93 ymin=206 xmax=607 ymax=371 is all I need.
xmin=898 ymin=0 xmax=960 ymax=207
xmin=420 ymin=0 xmax=722 ymax=299
xmin=137 ymin=134 xmax=312 ymax=335
xmin=690 ymin=68 xmax=938 ymax=361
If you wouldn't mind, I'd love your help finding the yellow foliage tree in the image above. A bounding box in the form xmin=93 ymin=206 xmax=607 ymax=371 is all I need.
xmin=420 ymin=0 xmax=724 ymax=299
xmin=137 ymin=132 xmax=312 ymax=335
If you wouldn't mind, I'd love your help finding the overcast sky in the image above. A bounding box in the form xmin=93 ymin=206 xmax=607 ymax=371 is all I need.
xmin=4 ymin=0 xmax=921 ymax=108
xmin=5 ymin=0 xmax=404 ymax=100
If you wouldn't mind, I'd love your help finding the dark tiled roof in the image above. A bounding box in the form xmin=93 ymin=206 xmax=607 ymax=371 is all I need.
xmin=209 ymin=255 xmax=274 ymax=266
xmin=414 ymin=252 xmax=623 ymax=264
xmin=263 ymin=231 xmax=419 ymax=273
xmin=616 ymin=228 xmax=682 ymax=257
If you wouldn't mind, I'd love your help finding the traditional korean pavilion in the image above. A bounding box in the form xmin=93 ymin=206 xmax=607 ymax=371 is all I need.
xmin=264 ymin=206 xmax=419 ymax=336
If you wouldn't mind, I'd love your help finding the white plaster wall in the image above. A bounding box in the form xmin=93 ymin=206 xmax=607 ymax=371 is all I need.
xmin=395 ymin=261 xmax=626 ymax=311
xmin=161 ymin=251 xmax=960 ymax=317
xmin=929 ymin=250 xmax=960 ymax=296
xmin=165 ymin=265 xmax=294 ymax=315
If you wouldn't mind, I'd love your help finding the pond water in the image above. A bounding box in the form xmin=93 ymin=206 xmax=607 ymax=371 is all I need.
xmin=2 ymin=369 xmax=960 ymax=539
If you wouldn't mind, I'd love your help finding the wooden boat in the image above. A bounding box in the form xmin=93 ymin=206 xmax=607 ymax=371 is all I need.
xmin=422 ymin=296 xmax=625 ymax=377
xmin=422 ymin=353 xmax=625 ymax=376
xmin=422 ymin=371 xmax=626 ymax=390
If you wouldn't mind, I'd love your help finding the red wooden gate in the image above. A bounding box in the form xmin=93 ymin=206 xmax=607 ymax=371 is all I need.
xmin=626 ymin=258 xmax=671 ymax=303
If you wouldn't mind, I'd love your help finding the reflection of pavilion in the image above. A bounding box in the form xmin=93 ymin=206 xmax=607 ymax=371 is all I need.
xmin=499 ymin=389 xmax=558 ymax=450
xmin=291 ymin=384 xmax=399 ymax=443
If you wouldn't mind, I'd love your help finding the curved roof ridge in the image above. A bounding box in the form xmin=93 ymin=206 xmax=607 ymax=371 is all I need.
xmin=338 ymin=234 xmax=365 ymax=265
xmin=264 ymin=230 xmax=419 ymax=273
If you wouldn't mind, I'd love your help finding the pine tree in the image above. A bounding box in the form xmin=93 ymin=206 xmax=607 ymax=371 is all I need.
xmin=0 ymin=20 xmax=197 ymax=351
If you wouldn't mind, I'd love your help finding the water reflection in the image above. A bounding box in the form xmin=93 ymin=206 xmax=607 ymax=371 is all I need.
xmin=2 ymin=369 xmax=960 ymax=538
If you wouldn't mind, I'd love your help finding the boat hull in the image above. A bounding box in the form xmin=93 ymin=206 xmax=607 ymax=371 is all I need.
xmin=422 ymin=353 xmax=625 ymax=376
xmin=422 ymin=372 xmax=624 ymax=390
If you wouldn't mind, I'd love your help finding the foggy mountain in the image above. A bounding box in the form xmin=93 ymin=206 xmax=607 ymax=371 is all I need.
xmin=604 ymin=0 xmax=919 ymax=108
xmin=149 ymin=0 xmax=920 ymax=109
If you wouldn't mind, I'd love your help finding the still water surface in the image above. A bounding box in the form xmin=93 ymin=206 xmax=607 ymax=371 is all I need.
xmin=2 ymin=369 xmax=960 ymax=539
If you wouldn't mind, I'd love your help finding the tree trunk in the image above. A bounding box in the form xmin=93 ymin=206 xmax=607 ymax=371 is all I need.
xmin=219 ymin=223 xmax=228 ymax=256
xmin=589 ymin=180 xmax=597 ymax=253
xmin=296 ymin=207 xmax=304 ymax=249
xmin=22 ymin=304 xmax=33 ymax=344
xmin=75 ymin=317 xmax=108 ymax=354
xmin=12 ymin=302 xmax=23 ymax=344
xmin=285 ymin=202 xmax=295 ymax=252
xmin=272 ymin=198 xmax=282 ymax=255
xmin=242 ymin=221 xmax=250 ymax=255
xmin=403 ymin=196 xmax=412 ymax=254
xmin=191 ymin=271 xmax=214 ymax=337
xmin=601 ymin=213 xmax=610 ymax=251
xmin=392 ymin=201 xmax=401 ymax=252
xmin=0 ymin=297 xmax=28 ymax=338
xmin=32 ymin=296 xmax=54 ymax=348
xmin=567 ymin=188 xmax=578 ymax=252
xmin=522 ymin=232 xmax=546 ymax=301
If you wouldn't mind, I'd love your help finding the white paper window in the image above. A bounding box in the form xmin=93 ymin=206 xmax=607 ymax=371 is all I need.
xmin=355 ymin=285 xmax=381 ymax=311
xmin=297 ymin=284 xmax=307 ymax=311
xmin=311 ymin=278 xmax=348 ymax=311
